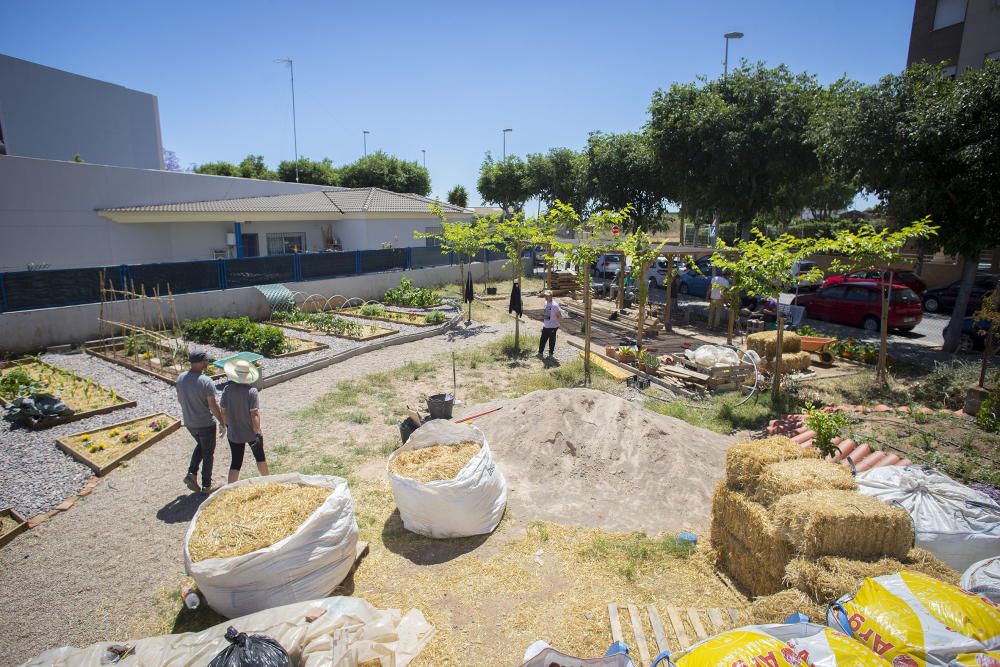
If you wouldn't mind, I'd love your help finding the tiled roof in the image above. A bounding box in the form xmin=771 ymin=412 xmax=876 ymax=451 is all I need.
xmin=101 ymin=187 xmax=470 ymax=215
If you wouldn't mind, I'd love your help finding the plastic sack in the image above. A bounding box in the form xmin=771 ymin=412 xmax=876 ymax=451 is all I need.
xmin=208 ymin=626 xmax=289 ymax=667
xmin=673 ymin=623 xmax=884 ymax=666
xmin=519 ymin=641 xmax=636 ymax=667
xmin=184 ymin=473 xmax=359 ymax=618
xmin=948 ymin=653 xmax=1000 ymax=666
xmin=828 ymin=570 xmax=1000 ymax=665
xmin=21 ymin=596 xmax=434 ymax=666
xmin=692 ymin=344 xmax=741 ymax=369
xmin=963 ymin=557 xmax=1000 ymax=604
xmin=856 ymin=466 xmax=1000 ymax=572
xmin=387 ymin=420 xmax=506 ymax=538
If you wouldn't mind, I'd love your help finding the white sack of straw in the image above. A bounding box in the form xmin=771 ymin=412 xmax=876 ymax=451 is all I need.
xmin=387 ymin=420 xmax=507 ymax=538
xmin=183 ymin=473 xmax=358 ymax=618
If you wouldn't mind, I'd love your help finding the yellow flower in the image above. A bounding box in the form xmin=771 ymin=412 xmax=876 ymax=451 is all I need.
xmin=81 ymin=434 xmax=90 ymax=441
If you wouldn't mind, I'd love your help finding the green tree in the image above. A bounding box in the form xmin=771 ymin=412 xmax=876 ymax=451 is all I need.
xmin=586 ymin=132 xmax=667 ymax=232
xmin=339 ymin=150 xmax=431 ymax=195
xmin=446 ymin=185 xmax=469 ymax=208
xmin=799 ymin=171 xmax=856 ymax=221
xmin=194 ymin=161 xmax=240 ymax=176
xmin=817 ymin=218 xmax=938 ymax=384
xmin=477 ymin=154 xmax=534 ymax=215
xmin=238 ymin=154 xmax=277 ymax=180
xmin=648 ymin=63 xmax=824 ymax=239
xmin=621 ymin=229 xmax=666 ymax=345
xmin=416 ymin=202 xmax=494 ymax=290
xmin=527 ymin=148 xmax=592 ymax=217
xmin=490 ymin=210 xmax=553 ymax=351
xmin=811 ymin=61 xmax=1000 ymax=352
xmin=277 ymin=157 xmax=339 ymax=185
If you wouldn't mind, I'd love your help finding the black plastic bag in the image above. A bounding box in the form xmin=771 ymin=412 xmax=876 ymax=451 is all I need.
xmin=208 ymin=626 xmax=290 ymax=667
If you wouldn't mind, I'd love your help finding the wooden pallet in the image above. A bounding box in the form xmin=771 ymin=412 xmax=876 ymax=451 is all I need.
xmin=607 ymin=603 xmax=745 ymax=664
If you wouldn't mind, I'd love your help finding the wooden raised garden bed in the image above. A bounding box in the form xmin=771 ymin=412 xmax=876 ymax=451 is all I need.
xmin=0 ymin=508 xmax=28 ymax=549
xmin=0 ymin=359 xmax=136 ymax=429
xmin=339 ymin=308 xmax=445 ymax=327
xmin=85 ymin=339 xmax=226 ymax=385
xmin=269 ymin=336 xmax=329 ymax=358
xmin=56 ymin=412 xmax=181 ymax=476
xmin=268 ymin=320 xmax=398 ymax=342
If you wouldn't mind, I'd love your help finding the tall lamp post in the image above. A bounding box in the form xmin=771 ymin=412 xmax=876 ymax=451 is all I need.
xmin=502 ymin=128 xmax=512 ymax=159
xmin=421 ymin=149 xmax=426 ymax=168
xmin=275 ymin=58 xmax=299 ymax=183
xmin=363 ymin=130 xmax=370 ymax=158
xmin=723 ymin=31 xmax=744 ymax=78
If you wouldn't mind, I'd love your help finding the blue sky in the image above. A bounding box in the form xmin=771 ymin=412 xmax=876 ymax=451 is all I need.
xmin=6 ymin=0 xmax=914 ymax=207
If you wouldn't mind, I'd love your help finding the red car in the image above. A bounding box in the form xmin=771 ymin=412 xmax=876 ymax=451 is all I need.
xmin=792 ymin=281 xmax=923 ymax=332
xmin=822 ymin=269 xmax=927 ymax=295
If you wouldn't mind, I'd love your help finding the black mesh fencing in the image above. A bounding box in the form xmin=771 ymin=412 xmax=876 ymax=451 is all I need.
xmin=3 ymin=266 xmax=117 ymax=310
xmin=359 ymin=249 xmax=406 ymax=273
xmin=300 ymin=252 xmax=357 ymax=279
xmin=130 ymin=261 xmax=220 ymax=295
xmin=225 ymin=256 xmax=295 ymax=288
xmin=410 ymin=247 xmax=451 ymax=268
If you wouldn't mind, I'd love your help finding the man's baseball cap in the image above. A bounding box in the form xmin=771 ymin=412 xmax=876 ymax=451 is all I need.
xmin=542 ymin=289 xmax=553 ymax=297
xmin=188 ymin=350 xmax=208 ymax=363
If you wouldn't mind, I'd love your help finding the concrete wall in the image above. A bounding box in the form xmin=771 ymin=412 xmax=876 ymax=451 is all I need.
xmin=0 ymin=156 xmax=331 ymax=270
xmin=958 ymin=0 xmax=1000 ymax=71
xmin=0 ymin=260 xmax=511 ymax=355
xmin=0 ymin=55 xmax=163 ymax=169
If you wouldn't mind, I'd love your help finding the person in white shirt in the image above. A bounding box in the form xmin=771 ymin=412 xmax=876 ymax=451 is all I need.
xmin=706 ymin=271 xmax=731 ymax=331
xmin=537 ymin=290 xmax=562 ymax=358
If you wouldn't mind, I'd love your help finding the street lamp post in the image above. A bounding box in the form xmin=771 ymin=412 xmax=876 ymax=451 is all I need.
xmin=421 ymin=149 xmax=426 ymax=168
xmin=363 ymin=130 xmax=370 ymax=158
xmin=275 ymin=58 xmax=299 ymax=183
xmin=502 ymin=128 xmax=512 ymax=159
xmin=723 ymin=31 xmax=744 ymax=78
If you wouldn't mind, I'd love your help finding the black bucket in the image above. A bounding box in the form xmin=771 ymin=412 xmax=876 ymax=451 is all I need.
xmin=426 ymin=393 xmax=454 ymax=420
xmin=399 ymin=417 xmax=418 ymax=444
xmin=486 ymin=287 xmax=498 ymax=295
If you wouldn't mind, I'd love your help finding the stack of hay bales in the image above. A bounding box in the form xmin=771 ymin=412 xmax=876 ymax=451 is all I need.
xmin=746 ymin=331 xmax=811 ymax=372
xmin=713 ymin=437 xmax=960 ymax=622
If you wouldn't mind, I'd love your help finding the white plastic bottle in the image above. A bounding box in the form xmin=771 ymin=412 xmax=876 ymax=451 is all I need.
xmin=181 ymin=583 xmax=200 ymax=609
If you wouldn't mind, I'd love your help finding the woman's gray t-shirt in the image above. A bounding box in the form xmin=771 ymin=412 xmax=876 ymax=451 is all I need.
xmin=220 ymin=383 xmax=259 ymax=443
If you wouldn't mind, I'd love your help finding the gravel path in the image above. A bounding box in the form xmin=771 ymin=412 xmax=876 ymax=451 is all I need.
xmin=0 ymin=311 xmax=548 ymax=666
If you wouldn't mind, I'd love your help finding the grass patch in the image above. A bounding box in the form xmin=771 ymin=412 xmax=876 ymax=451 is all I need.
xmin=511 ymin=359 xmax=612 ymax=395
xmin=645 ymin=391 xmax=802 ymax=434
xmin=342 ymin=412 xmax=371 ymax=424
xmin=580 ymin=531 xmax=696 ymax=581
xmin=291 ymin=381 xmax=360 ymax=420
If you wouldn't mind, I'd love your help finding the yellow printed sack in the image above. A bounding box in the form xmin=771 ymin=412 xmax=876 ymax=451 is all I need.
xmin=948 ymin=652 xmax=1000 ymax=666
xmin=828 ymin=570 xmax=1000 ymax=666
xmin=785 ymin=625 xmax=886 ymax=666
xmin=674 ymin=623 xmax=884 ymax=666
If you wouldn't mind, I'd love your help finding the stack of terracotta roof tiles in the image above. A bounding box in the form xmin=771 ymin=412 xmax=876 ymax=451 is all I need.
xmin=764 ymin=414 xmax=912 ymax=471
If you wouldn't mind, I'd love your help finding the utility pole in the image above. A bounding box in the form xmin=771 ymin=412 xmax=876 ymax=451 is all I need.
xmin=421 ymin=149 xmax=426 ymax=168
xmin=275 ymin=58 xmax=299 ymax=183
xmin=502 ymin=128 xmax=512 ymax=159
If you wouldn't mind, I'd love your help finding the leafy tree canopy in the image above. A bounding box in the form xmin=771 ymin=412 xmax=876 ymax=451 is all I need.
xmin=339 ymin=150 xmax=431 ymax=195
xmin=447 ymin=185 xmax=469 ymax=208
xmin=526 ymin=148 xmax=592 ymax=217
xmin=194 ymin=161 xmax=240 ymax=177
xmin=238 ymin=154 xmax=277 ymax=180
xmin=477 ymin=153 xmax=534 ymax=215
xmin=277 ymin=157 xmax=339 ymax=185
xmin=586 ymin=132 xmax=667 ymax=232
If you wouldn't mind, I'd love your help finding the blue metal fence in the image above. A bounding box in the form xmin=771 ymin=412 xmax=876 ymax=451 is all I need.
xmin=0 ymin=248 xmax=512 ymax=312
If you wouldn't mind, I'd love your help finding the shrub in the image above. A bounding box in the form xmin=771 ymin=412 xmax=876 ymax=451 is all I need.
xmin=181 ymin=317 xmax=290 ymax=357
xmin=425 ymin=310 xmax=447 ymax=325
xmin=359 ymin=303 xmax=387 ymax=317
xmin=804 ymin=405 xmax=849 ymax=458
xmin=383 ymin=275 xmax=441 ymax=307
xmin=977 ymin=382 xmax=999 ymax=434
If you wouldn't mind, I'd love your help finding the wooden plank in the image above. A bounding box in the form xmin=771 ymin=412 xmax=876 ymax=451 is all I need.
xmin=608 ymin=604 xmax=624 ymax=644
xmin=666 ymin=606 xmax=690 ymax=649
xmin=706 ymin=608 xmax=727 ymax=634
xmin=687 ymin=608 xmax=709 ymax=641
xmin=581 ymin=352 xmax=632 ymax=381
xmin=627 ymin=604 xmax=651 ymax=666
xmin=647 ymin=604 xmax=670 ymax=657
xmin=728 ymin=608 xmax=742 ymax=626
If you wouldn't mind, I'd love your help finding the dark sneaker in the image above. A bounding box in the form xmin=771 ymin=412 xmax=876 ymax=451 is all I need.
xmin=183 ymin=473 xmax=199 ymax=493
xmin=535 ymin=352 xmax=544 ymax=359
xmin=200 ymin=484 xmax=220 ymax=495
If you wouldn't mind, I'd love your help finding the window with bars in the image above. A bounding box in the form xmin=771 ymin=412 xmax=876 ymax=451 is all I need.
xmin=266 ymin=232 xmax=305 ymax=255
xmin=424 ymin=226 xmax=442 ymax=248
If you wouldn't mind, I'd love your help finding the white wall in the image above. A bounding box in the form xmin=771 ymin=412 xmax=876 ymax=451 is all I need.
xmin=0 ymin=156 xmax=331 ymax=270
xmin=0 ymin=55 xmax=163 ymax=169
xmin=0 ymin=260 xmax=511 ymax=354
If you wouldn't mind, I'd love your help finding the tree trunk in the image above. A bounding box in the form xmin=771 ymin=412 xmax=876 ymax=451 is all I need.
xmin=943 ymin=253 xmax=981 ymax=353
xmin=583 ymin=269 xmax=592 ymax=386
xmin=772 ymin=314 xmax=784 ymax=403
xmin=664 ymin=255 xmax=674 ymax=332
xmin=637 ymin=259 xmax=648 ymax=346
xmin=979 ymin=288 xmax=1000 ymax=388
xmin=459 ymin=261 xmax=465 ymax=291
xmin=617 ymin=261 xmax=625 ymax=311
xmin=514 ymin=244 xmax=522 ymax=352
xmin=726 ymin=292 xmax=736 ymax=345
xmin=876 ymin=271 xmax=892 ymax=385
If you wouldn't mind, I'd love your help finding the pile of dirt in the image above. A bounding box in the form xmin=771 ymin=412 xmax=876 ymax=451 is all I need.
xmin=469 ymin=388 xmax=734 ymax=534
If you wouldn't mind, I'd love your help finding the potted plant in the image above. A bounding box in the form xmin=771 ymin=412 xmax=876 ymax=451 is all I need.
xmin=605 ymin=346 xmax=617 ymax=358
xmin=617 ymin=346 xmax=636 ymax=364
xmin=639 ymin=350 xmax=661 ymax=374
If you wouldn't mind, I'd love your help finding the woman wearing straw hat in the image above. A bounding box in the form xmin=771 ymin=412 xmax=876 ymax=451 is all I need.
xmin=219 ymin=359 xmax=269 ymax=484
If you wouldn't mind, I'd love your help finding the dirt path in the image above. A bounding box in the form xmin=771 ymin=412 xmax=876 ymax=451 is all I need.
xmin=0 ymin=316 xmax=529 ymax=666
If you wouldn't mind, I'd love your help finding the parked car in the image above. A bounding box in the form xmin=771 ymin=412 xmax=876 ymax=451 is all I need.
xmin=677 ymin=256 xmax=715 ymax=296
xmin=591 ymin=252 xmax=624 ymax=279
xmin=823 ymin=269 xmax=927 ymax=295
xmin=646 ymin=256 xmax=686 ymax=288
xmin=943 ymin=317 xmax=994 ymax=353
xmin=791 ymin=281 xmax=923 ymax=332
xmin=922 ymin=274 xmax=998 ymax=314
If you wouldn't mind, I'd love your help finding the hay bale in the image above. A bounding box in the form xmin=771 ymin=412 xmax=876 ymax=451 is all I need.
xmin=784 ymin=548 xmax=959 ymax=605
xmin=187 ymin=482 xmax=330 ymax=562
xmin=749 ymin=589 xmax=827 ymax=625
xmin=771 ymin=489 xmax=914 ymax=560
xmin=388 ymin=441 xmax=480 ymax=483
xmin=747 ymin=331 xmax=802 ymax=357
xmin=752 ymin=458 xmax=857 ymax=507
xmin=760 ymin=351 xmax=812 ymax=372
xmin=725 ymin=436 xmax=818 ymax=492
xmin=713 ymin=524 xmax=788 ymax=596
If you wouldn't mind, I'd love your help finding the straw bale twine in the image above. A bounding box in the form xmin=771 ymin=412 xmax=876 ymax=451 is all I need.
xmin=784 ymin=548 xmax=959 ymax=604
xmin=725 ymin=436 xmax=818 ymax=492
xmin=752 ymin=458 xmax=857 ymax=507
xmin=760 ymin=351 xmax=812 ymax=372
xmin=749 ymin=589 xmax=827 ymax=625
xmin=771 ymin=489 xmax=914 ymax=560
xmin=388 ymin=441 xmax=480 ymax=483
xmin=747 ymin=331 xmax=801 ymax=357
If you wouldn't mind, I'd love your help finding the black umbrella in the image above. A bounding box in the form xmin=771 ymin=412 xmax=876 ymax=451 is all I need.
xmin=463 ymin=272 xmax=474 ymax=303
xmin=508 ymin=282 xmax=523 ymax=318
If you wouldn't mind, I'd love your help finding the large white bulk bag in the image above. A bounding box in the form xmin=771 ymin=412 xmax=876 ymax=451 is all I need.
xmin=21 ymin=596 xmax=434 ymax=666
xmin=856 ymin=466 xmax=1000 ymax=572
xmin=387 ymin=420 xmax=507 ymax=538
xmin=184 ymin=473 xmax=359 ymax=618
xmin=963 ymin=556 xmax=1000 ymax=603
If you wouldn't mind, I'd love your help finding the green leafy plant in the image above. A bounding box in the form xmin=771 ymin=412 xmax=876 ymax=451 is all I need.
xmin=382 ymin=276 xmax=441 ymax=308
xmin=639 ymin=350 xmax=661 ymax=371
xmin=804 ymin=405 xmax=849 ymax=458
xmin=425 ymin=310 xmax=447 ymax=325
xmin=976 ymin=381 xmax=999 ymax=434
xmin=0 ymin=368 xmax=42 ymax=399
xmin=181 ymin=317 xmax=290 ymax=357
xmin=359 ymin=303 xmax=387 ymax=317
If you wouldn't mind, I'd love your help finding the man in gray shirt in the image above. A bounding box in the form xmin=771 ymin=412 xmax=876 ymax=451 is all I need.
xmin=219 ymin=358 xmax=268 ymax=484
xmin=176 ymin=351 xmax=223 ymax=494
